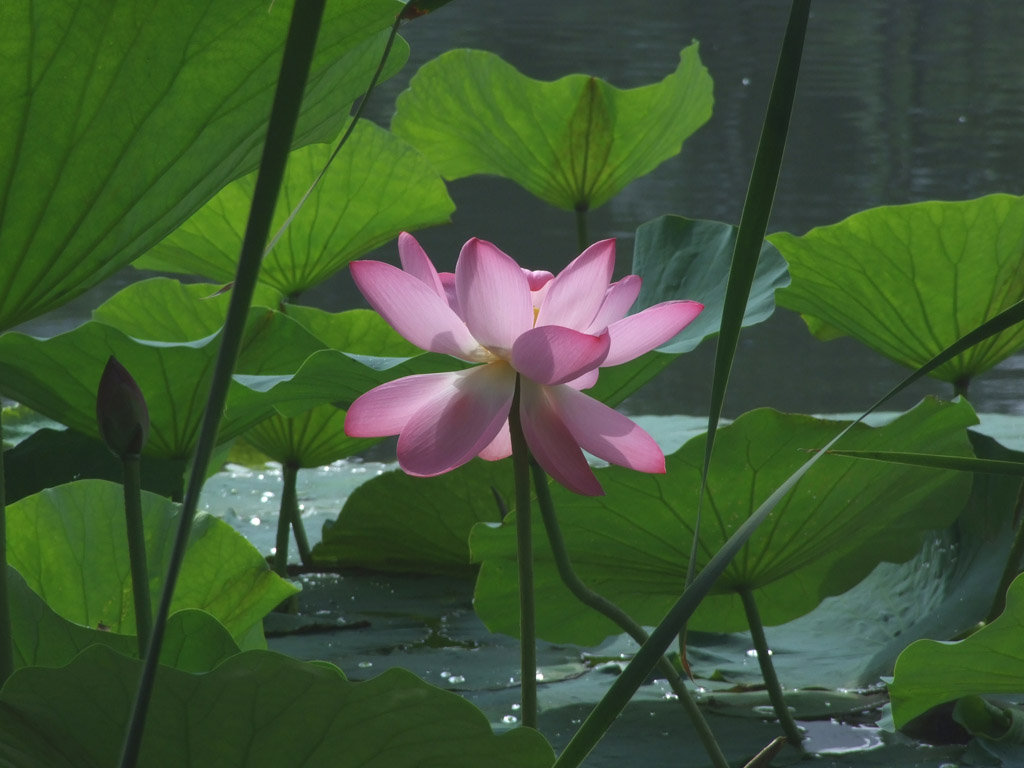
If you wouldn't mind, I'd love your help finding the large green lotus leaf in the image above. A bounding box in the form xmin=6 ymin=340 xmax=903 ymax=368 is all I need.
xmin=889 ymin=572 xmax=1024 ymax=728
xmin=472 ymin=398 xmax=977 ymax=643
xmin=0 ymin=646 xmax=555 ymax=768
xmin=244 ymin=404 xmax=372 ymax=468
xmin=0 ymin=0 xmax=409 ymax=331
xmin=0 ymin=298 xmax=332 ymax=458
xmin=391 ymin=46 xmax=712 ymax=212
xmin=135 ymin=124 xmax=455 ymax=296
xmin=5 ymin=479 xmax=296 ymax=646
xmin=312 ymin=459 xmax=514 ymax=575
xmin=633 ymin=216 xmax=790 ymax=354
xmin=11 ymin=565 xmax=239 ymax=673
xmin=770 ymin=194 xmax=1024 ymax=383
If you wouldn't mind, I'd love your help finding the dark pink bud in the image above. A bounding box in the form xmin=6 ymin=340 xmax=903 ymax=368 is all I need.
xmin=96 ymin=356 xmax=150 ymax=458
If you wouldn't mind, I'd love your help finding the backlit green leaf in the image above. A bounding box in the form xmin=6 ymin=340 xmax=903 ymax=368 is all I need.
xmin=770 ymin=194 xmax=1024 ymax=384
xmin=135 ymin=124 xmax=454 ymax=296
xmin=392 ymin=46 xmax=712 ymax=211
xmin=0 ymin=0 xmax=408 ymax=331
xmin=6 ymin=480 xmax=296 ymax=646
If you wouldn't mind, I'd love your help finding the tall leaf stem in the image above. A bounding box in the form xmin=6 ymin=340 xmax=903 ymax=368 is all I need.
xmin=509 ymin=375 xmax=537 ymax=728
xmin=117 ymin=2 xmax=327 ymax=765
xmin=574 ymin=206 xmax=589 ymax=253
xmin=530 ymin=459 xmax=730 ymax=768
xmin=122 ymin=455 xmax=151 ymax=657
xmin=0 ymin=406 xmax=11 ymax=686
xmin=738 ymin=587 xmax=803 ymax=750
xmin=285 ymin=463 xmax=313 ymax=566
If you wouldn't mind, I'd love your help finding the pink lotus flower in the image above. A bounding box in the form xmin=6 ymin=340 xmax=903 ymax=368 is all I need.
xmin=344 ymin=233 xmax=703 ymax=495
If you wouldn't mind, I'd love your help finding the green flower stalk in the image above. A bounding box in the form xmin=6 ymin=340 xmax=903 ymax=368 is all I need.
xmin=97 ymin=356 xmax=152 ymax=656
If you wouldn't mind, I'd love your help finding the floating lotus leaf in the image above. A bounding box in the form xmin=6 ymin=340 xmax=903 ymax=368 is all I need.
xmin=472 ymin=398 xmax=976 ymax=643
xmin=392 ymin=46 xmax=712 ymax=211
xmin=136 ymin=123 xmax=454 ymax=296
xmin=770 ymin=194 xmax=1024 ymax=385
xmin=0 ymin=0 xmax=408 ymax=331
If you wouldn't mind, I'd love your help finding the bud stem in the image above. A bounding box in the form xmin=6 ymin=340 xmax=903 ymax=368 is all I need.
xmin=122 ymin=455 xmax=151 ymax=657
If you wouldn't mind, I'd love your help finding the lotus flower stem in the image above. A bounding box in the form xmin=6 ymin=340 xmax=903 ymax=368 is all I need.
xmin=122 ymin=455 xmax=152 ymax=656
xmin=530 ymin=458 xmax=731 ymax=768
xmin=0 ymin=406 xmax=12 ymax=685
xmin=737 ymin=587 xmax=803 ymax=750
xmin=509 ymin=375 xmax=538 ymax=728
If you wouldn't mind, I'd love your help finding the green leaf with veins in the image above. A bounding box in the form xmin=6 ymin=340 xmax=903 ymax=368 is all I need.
xmin=135 ymin=123 xmax=454 ymax=296
xmin=391 ymin=45 xmax=712 ymax=211
xmin=0 ymin=0 xmax=408 ymax=331
xmin=471 ymin=398 xmax=976 ymax=643
xmin=770 ymin=194 xmax=1024 ymax=383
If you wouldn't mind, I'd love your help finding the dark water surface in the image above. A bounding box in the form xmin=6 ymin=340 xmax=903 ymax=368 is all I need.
xmin=22 ymin=1 xmax=1024 ymax=416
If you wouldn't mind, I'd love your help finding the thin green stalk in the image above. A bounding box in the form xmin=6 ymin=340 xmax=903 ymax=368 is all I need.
xmin=285 ymin=463 xmax=313 ymax=566
xmin=574 ymin=205 xmax=589 ymax=253
xmin=118 ymin=3 xmax=327 ymax=765
xmin=0 ymin=406 xmax=11 ymax=686
xmin=122 ymin=455 xmax=151 ymax=657
xmin=988 ymin=479 xmax=1024 ymax=622
xmin=263 ymin=12 xmax=402 ymax=258
xmin=687 ymin=0 xmax=811 ymax=594
xmin=738 ymin=587 xmax=803 ymax=750
xmin=509 ymin=375 xmax=537 ymax=728
xmin=531 ymin=459 xmax=730 ymax=768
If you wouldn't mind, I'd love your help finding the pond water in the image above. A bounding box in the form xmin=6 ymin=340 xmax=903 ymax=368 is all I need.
xmin=15 ymin=0 xmax=1024 ymax=419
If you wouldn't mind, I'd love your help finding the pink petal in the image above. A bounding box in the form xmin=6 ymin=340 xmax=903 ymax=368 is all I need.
xmin=398 ymin=232 xmax=445 ymax=299
xmin=585 ymin=275 xmax=641 ymax=333
xmin=438 ymin=272 xmax=461 ymax=317
xmin=519 ymin=380 xmax=603 ymax=496
xmin=548 ymin=386 xmax=665 ymax=473
xmin=350 ymin=260 xmax=484 ymax=361
xmin=397 ymin=362 xmax=516 ymax=477
xmin=344 ymin=371 xmax=465 ymax=437
xmin=511 ymin=326 xmax=610 ymax=386
xmin=478 ymin=421 xmax=512 ymax=461
xmin=603 ymin=300 xmax=704 ymax=367
xmin=564 ymin=368 xmax=599 ymax=390
xmin=455 ymin=239 xmax=533 ymax=355
xmin=535 ymin=239 xmax=615 ymax=331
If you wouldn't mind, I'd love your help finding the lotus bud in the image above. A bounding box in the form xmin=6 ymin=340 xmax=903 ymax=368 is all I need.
xmin=96 ymin=356 xmax=150 ymax=458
